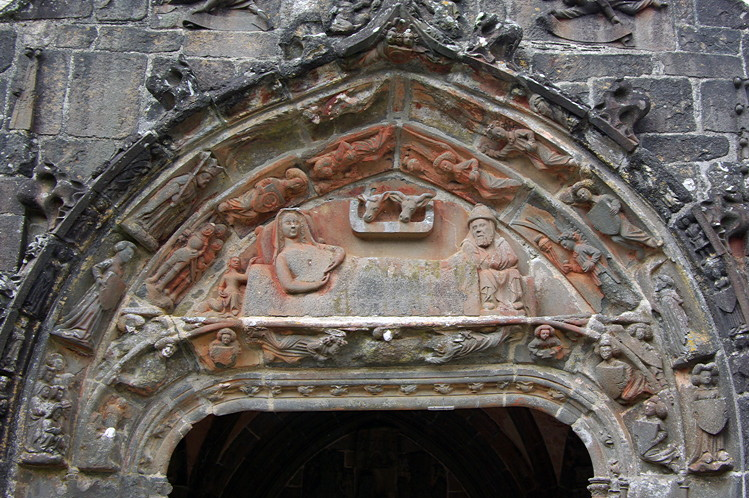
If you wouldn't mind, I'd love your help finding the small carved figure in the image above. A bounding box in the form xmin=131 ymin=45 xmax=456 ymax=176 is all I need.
xmin=688 ymin=363 xmax=733 ymax=473
xmin=22 ymin=353 xmax=73 ymax=465
xmin=249 ymin=328 xmax=347 ymax=363
xmin=17 ymin=162 xmax=85 ymax=230
xmin=117 ymin=337 xmax=177 ymax=396
xmin=426 ymin=328 xmax=510 ymax=364
xmin=208 ymin=328 xmax=240 ymax=368
xmin=462 ymin=204 xmax=525 ymax=314
xmin=547 ymin=0 xmax=668 ymax=26
xmin=632 ymin=395 xmax=680 ymax=472
xmin=701 ymin=184 xmax=749 ymax=258
xmin=466 ymin=12 xmax=522 ymax=63
xmin=218 ymin=168 xmax=309 ymax=225
xmin=653 ymin=275 xmax=689 ymax=357
xmin=328 ymin=0 xmax=378 ymax=34
xmin=432 ymin=150 xmax=521 ymax=200
xmin=558 ymin=231 xmax=608 ymax=285
xmin=559 ymin=179 xmax=660 ymax=256
xmin=307 ymin=126 xmax=395 ymax=180
xmin=146 ymin=55 xmax=200 ymax=111
xmin=483 ymin=124 xmax=578 ymax=176
xmin=677 ymin=214 xmax=712 ymax=260
xmin=528 ymin=324 xmax=563 ymax=360
xmin=271 ymin=209 xmax=345 ymax=294
xmin=593 ymin=80 xmax=651 ymax=144
xmin=51 ymin=241 xmax=136 ymax=353
xmin=200 ymin=257 xmax=248 ymax=316
xmin=1 ymin=326 xmax=25 ymax=371
xmin=593 ymin=333 xmax=653 ymax=404
xmin=124 ymin=152 xmax=222 ymax=252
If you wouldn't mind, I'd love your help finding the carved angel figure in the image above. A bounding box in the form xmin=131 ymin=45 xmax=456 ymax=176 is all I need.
xmin=271 ymin=209 xmax=345 ymax=294
xmin=249 ymin=328 xmax=347 ymax=363
xmin=307 ymin=126 xmax=394 ymax=180
xmin=218 ymin=168 xmax=309 ymax=225
xmin=51 ymin=241 xmax=136 ymax=353
xmin=426 ymin=328 xmax=510 ymax=364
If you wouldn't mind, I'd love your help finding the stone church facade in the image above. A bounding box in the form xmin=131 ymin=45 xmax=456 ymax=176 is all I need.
xmin=0 ymin=0 xmax=748 ymax=496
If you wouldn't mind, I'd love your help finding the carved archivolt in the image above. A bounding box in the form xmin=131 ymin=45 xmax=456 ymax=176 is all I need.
xmin=8 ymin=7 xmax=736 ymax=496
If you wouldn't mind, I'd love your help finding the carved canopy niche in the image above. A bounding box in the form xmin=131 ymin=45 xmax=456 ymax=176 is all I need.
xmin=7 ymin=5 xmax=740 ymax=497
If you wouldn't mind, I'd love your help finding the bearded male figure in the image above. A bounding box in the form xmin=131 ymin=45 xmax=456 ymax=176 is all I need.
xmin=461 ymin=204 xmax=525 ymax=315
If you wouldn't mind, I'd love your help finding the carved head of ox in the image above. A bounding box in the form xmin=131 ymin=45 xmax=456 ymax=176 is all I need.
xmin=389 ymin=192 xmax=435 ymax=223
xmin=357 ymin=190 xmax=392 ymax=223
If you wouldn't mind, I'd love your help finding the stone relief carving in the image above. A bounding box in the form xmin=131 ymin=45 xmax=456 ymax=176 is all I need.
xmin=267 ymin=209 xmax=345 ymax=294
xmin=146 ymin=222 xmax=229 ymax=310
xmin=426 ymin=327 xmax=510 ymax=364
xmin=558 ymin=179 xmax=660 ymax=257
xmin=1 ymin=320 xmax=26 ymax=371
xmin=357 ymin=189 xmax=435 ymax=224
xmin=122 ymin=152 xmax=222 ymax=252
xmin=631 ymin=395 xmax=681 ymax=472
xmin=652 ymin=275 xmax=689 ymax=358
xmin=146 ymin=55 xmax=201 ymax=112
xmin=593 ymin=332 xmax=654 ymax=404
xmin=218 ymin=167 xmax=309 ymax=226
xmin=21 ymin=353 xmax=73 ymax=466
xmin=17 ymin=162 xmax=85 ymax=230
xmin=199 ymin=256 xmax=248 ymax=316
xmin=247 ymin=328 xmax=348 ymax=363
xmin=306 ymin=125 xmax=395 ymax=184
xmin=208 ymin=328 xmax=240 ymax=368
xmin=482 ymin=122 xmax=579 ymax=178
xmin=51 ymin=241 xmax=137 ymax=354
xmin=328 ymin=0 xmax=379 ymax=34
xmin=161 ymin=0 xmax=273 ymax=31
xmin=688 ymin=363 xmax=733 ymax=473
xmin=403 ymin=129 xmax=522 ymax=201
xmin=701 ymin=183 xmax=749 ymax=260
xmin=350 ymin=188 xmax=436 ymax=238
xmin=461 ymin=205 xmax=526 ymax=315
xmin=116 ymin=335 xmax=177 ymax=396
xmin=592 ymin=80 xmax=651 ymax=147
xmin=540 ymin=0 xmax=668 ymax=44
xmin=528 ymin=324 xmax=564 ymax=360
xmin=465 ymin=11 xmax=522 ymax=64
xmin=302 ymin=84 xmax=383 ymax=124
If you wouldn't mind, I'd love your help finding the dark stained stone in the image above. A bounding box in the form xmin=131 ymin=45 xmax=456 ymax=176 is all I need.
xmin=640 ymin=134 xmax=730 ymax=163
xmin=659 ymin=52 xmax=743 ymax=78
xmin=96 ymin=27 xmax=183 ymax=53
xmin=54 ymin=25 xmax=98 ymax=49
xmin=695 ymin=0 xmax=749 ymax=28
xmin=0 ymin=30 xmax=15 ymax=73
xmin=532 ymin=54 xmax=653 ymax=82
xmin=0 ymin=131 xmax=36 ymax=177
xmin=15 ymin=0 xmax=92 ymax=19
xmin=0 ymin=215 xmax=24 ymax=271
xmin=677 ymin=25 xmax=742 ymax=54
xmin=701 ymin=79 xmax=741 ymax=133
xmin=94 ymin=0 xmax=147 ymax=21
xmin=33 ymin=50 xmax=69 ymax=136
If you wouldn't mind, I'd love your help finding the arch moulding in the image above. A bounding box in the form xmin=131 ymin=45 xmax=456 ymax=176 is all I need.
xmin=1 ymin=5 xmax=746 ymax=498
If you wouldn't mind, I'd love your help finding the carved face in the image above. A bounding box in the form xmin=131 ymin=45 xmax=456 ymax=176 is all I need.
xmin=643 ymin=399 xmax=657 ymax=417
xmin=537 ymin=326 xmax=552 ymax=340
xmin=196 ymin=172 xmax=213 ymax=188
xmin=119 ymin=245 xmax=135 ymax=262
xmin=699 ymin=369 xmax=714 ymax=386
xmin=560 ymin=238 xmax=575 ymax=251
xmin=599 ymin=343 xmax=613 ymax=360
xmin=576 ymin=187 xmax=592 ymax=202
xmin=229 ymin=257 xmax=241 ymax=269
xmin=220 ymin=332 xmax=234 ymax=345
xmin=281 ymin=213 xmax=302 ymax=239
xmin=470 ymin=218 xmax=495 ymax=248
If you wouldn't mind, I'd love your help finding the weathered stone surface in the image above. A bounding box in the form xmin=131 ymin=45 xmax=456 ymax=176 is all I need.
xmin=0 ymin=215 xmax=23 ymax=271
xmin=39 ymin=137 xmax=117 ymax=180
xmin=0 ymin=178 xmax=28 ymax=216
xmin=94 ymin=0 xmax=147 ymax=21
xmin=659 ymin=52 xmax=743 ymax=78
xmin=701 ymin=79 xmax=740 ymax=133
xmin=640 ymin=134 xmax=730 ymax=163
xmin=184 ymin=58 xmax=236 ymax=91
xmin=184 ymin=31 xmax=281 ymax=59
xmin=96 ymin=27 xmax=183 ymax=53
xmin=15 ymin=0 xmax=92 ymax=19
xmin=695 ymin=0 xmax=749 ymax=29
xmin=592 ymin=77 xmax=695 ymax=133
xmin=532 ymin=54 xmax=653 ymax=82
xmin=0 ymin=30 xmax=15 ymax=73
xmin=0 ymin=131 xmax=36 ymax=177
xmin=54 ymin=25 xmax=97 ymax=49
xmin=677 ymin=25 xmax=741 ymax=54
xmin=66 ymin=52 xmax=147 ymax=139
xmin=33 ymin=50 xmax=69 ymax=136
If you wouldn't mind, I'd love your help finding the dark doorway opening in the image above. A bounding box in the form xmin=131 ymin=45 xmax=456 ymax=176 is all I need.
xmin=168 ymin=408 xmax=593 ymax=497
